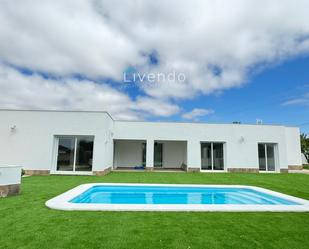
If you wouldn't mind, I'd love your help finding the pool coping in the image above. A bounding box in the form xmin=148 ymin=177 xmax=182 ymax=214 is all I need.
xmin=45 ymin=183 xmax=309 ymax=212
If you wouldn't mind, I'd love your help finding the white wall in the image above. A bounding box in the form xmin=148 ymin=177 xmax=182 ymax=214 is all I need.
xmin=114 ymin=121 xmax=301 ymax=171
xmin=114 ymin=140 xmax=145 ymax=168
xmin=285 ymin=127 xmax=302 ymax=167
xmin=0 ymin=110 xmax=113 ymax=172
xmin=159 ymin=141 xmax=187 ymax=168
xmin=0 ymin=166 xmax=21 ymax=185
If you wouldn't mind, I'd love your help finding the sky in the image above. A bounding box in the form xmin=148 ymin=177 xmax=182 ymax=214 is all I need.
xmin=0 ymin=0 xmax=309 ymax=133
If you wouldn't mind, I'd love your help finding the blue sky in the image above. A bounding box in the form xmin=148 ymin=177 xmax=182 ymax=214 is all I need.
xmin=0 ymin=1 xmax=309 ymax=133
xmin=167 ymin=56 xmax=309 ymax=133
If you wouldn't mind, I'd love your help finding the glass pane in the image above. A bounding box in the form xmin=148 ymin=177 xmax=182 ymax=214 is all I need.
xmin=57 ymin=137 xmax=75 ymax=171
xmin=258 ymin=144 xmax=266 ymax=171
xmin=75 ymin=137 xmax=94 ymax=171
xmin=142 ymin=143 xmax=146 ymax=167
xmin=213 ymin=143 xmax=224 ymax=170
xmin=267 ymin=144 xmax=275 ymax=171
xmin=154 ymin=143 xmax=163 ymax=167
xmin=201 ymin=143 xmax=212 ymax=170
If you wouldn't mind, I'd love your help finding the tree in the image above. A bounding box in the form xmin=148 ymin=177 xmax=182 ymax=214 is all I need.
xmin=300 ymin=133 xmax=309 ymax=161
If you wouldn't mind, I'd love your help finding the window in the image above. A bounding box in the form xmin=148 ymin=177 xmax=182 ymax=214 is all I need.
xmin=56 ymin=137 xmax=75 ymax=171
xmin=142 ymin=142 xmax=146 ymax=167
xmin=258 ymin=143 xmax=276 ymax=171
xmin=56 ymin=136 xmax=94 ymax=172
xmin=201 ymin=143 xmax=211 ymax=170
xmin=154 ymin=142 xmax=163 ymax=167
xmin=201 ymin=142 xmax=224 ymax=170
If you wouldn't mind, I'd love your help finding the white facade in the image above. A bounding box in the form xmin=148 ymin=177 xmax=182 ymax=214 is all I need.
xmin=0 ymin=110 xmax=302 ymax=175
xmin=0 ymin=166 xmax=21 ymax=186
xmin=302 ymin=153 xmax=308 ymax=165
xmin=0 ymin=110 xmax=114 ymax=174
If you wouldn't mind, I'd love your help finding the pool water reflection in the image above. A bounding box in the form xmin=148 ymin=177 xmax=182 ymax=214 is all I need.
xmin=70 ymin=185 xmax=300 ymax=205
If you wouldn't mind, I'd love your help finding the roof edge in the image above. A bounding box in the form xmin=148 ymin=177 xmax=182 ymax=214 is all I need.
xmin=0 ymin=108 xmax=300 ymax=128
xmin=0 ymin=108 xmax=114 ymax=121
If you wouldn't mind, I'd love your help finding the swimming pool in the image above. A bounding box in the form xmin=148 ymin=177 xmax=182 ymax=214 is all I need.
xmin=46 ymin=183 xmax=309 ymax=212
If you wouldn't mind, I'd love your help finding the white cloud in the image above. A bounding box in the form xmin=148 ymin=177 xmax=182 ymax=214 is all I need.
xmin=1 ymin=0 xmax=309 ymax=118
xmin=0 ymin=64 xmax=178 ymax=120
xmin=0 ymin=0 xmax=145 ymax=80
xmin=133 ymin=97 xmax=180 ymax=117
xmin=182 ymin=108 xmax=214 ymax=121
xmin=282 ymin=93 xmax=309 ymax=106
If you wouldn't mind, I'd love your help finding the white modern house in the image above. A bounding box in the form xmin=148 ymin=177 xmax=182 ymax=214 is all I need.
xmin=0 ymin=109 xmax=302 ymax=175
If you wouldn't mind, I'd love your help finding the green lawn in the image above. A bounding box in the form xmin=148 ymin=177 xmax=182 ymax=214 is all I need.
xmin=1 ymin=172 xmax=309 ymax=249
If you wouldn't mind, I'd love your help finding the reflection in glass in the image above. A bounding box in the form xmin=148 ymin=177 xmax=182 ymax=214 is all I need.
xmin=258 ymin=143 xmax=276 ymax=171
xmin=57 ymin=137 xmax=75 ymax=171
xmin=267 ymin=145 xmax=275 ymax=171
xmin=201 ymin=143 xmax=212 ymax=170
xmin=258 ymin=144 xmax=266 ymax=171
xmin=75 ymin=137 xmax=94 ymax=171
xmin=142 ymin=143 xmax=146 ymax=167
xmin=154 ymin=143 xmax=163 ymax=167
xmin=56 ymin=136 xmax=94 ymax=172
xmin=213 ymin=143 xmax=224 ymax=170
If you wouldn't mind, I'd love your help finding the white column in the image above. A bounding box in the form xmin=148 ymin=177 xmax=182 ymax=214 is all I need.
xmin=146 ymin=139 xmax=154 ymax=169
xmin=187 ymin=140 xmax=201 ymax=171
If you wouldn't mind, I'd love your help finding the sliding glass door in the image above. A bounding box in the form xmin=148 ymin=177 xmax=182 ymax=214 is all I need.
xmin=56 ymin=136 xmax=94 ymax=172
xmin=258 ymin=143 xmax=276 ymax=171
xmin=258 ymin=144 xmax=266 ymax=171
xmin=201 ymin=142 xmax=224 ymax=171
xmin=57 ymin=137 xmax=75 ymax=171
xmin=75 ymin=137 xmax=94 ymax=171
xmin=201 ymin=143 xmax=212 ymax=170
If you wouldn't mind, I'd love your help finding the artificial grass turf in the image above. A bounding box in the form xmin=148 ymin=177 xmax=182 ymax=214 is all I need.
xmin=1 ymin=172 xmax=309 ymax=249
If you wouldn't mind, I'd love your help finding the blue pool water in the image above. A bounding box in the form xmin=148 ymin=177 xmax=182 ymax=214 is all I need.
xmin=70 ymin=185 xmax=301 ymax=205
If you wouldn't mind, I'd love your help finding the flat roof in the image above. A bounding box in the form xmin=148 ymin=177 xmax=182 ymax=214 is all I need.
xmin=0 ymin=108 xmax=298 ymax=128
